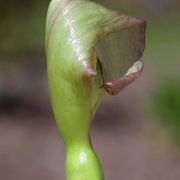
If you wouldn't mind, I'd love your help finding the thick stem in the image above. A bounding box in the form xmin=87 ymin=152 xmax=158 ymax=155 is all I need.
xmin=66 ymin=143 xmax=104 ymax=180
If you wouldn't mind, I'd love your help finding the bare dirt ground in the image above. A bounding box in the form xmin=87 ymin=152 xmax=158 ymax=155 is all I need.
xmin=1 ymin=64 xmax=180 ymax=180
xmin=1 ymin=97 xmax=180 ymax=180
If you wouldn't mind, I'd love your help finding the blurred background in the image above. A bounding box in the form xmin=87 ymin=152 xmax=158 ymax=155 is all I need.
xmin=0 ymin=0 xmax=180 ymax=179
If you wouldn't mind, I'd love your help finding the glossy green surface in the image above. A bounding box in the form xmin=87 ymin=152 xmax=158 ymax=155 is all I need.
xmin=46 ymin=0 xmax=145 ymax=179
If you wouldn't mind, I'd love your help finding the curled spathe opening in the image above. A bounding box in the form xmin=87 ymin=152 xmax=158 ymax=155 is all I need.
xmin=94 ymin=17 xmax=146 ymax=95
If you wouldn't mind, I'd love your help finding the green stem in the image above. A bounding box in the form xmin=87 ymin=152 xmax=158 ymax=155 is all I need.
xmin=66 ymin=143 xmax=103 ymax=180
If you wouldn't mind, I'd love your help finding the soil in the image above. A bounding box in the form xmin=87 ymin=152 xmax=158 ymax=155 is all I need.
xmin=1 ymin=63 xmax=180 ymax=180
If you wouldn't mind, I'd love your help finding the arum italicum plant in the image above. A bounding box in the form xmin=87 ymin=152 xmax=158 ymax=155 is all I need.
xmin=46 ymin=0 xmax=146 ymax=179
